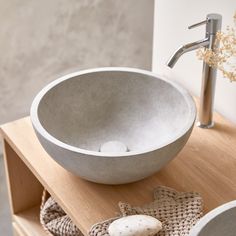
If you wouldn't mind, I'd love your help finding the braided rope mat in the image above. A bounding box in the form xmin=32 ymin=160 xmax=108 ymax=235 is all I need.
xmin=40 ymin=186 xmax=203 ymax=236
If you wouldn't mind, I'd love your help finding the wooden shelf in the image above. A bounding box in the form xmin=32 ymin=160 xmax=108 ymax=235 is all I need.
xmin=12 ymin=222 xmax=25 ymax=236
xmin=13 ymin=205 xmax=48 ymax=236
xmin=1 ymin=110 xmax=236 ymax=235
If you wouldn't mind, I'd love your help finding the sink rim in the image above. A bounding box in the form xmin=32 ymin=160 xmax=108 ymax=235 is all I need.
xmin=30 ymin=67 xmax=196 ymax=157
xmin=189 ymin=200 xmax=236 ymax=235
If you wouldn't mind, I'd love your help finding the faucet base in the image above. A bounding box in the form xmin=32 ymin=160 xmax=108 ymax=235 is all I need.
xmin=196 ymin=121 xmax=214 ymax=129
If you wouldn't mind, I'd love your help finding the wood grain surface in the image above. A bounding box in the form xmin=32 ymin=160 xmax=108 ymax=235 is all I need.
xmin=1 ymin=110 xmax=236 ymax=235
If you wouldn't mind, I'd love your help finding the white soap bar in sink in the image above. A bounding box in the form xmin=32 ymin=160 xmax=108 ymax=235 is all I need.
xmin=108 ymin=215 xmax=162 ymax=236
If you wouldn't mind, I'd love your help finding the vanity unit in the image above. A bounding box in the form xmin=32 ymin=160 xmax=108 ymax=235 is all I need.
xmin=1 ymin=105 xmax=236 ymax=235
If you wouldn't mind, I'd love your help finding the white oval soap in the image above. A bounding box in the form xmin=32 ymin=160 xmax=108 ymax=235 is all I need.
xmin=108 ymin=215 xmax=162 ymax=236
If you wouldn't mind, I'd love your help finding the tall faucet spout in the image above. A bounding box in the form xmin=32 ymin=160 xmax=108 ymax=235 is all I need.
xmin=167 ymin=38 xmax=209 ymax=68
xmin=166 ymin=13 xmax=222 ymax=128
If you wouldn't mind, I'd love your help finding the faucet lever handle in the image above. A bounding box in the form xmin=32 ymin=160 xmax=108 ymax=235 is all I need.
xmin=188 ymin=20 xmax=208 ymax=29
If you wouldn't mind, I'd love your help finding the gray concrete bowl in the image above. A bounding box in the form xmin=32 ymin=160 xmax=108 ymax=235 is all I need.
xmin=189 ymin=201 xmax=236 ymax=236
xmin=30 ymin=67 xmax=196 ymax=184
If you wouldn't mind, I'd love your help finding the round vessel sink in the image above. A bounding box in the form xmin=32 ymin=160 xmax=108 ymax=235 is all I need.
xmin=189 ymin=201 xmax=236 ymax=236
xmin=31 ymin=67 xmax=196 ymax=184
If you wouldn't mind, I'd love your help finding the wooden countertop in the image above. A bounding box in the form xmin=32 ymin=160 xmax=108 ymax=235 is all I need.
xmin=1 ymin=111 xmax=236 ymax=235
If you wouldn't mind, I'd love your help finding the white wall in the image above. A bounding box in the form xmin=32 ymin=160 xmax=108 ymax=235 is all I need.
xmin=153 ymin=0 xmax=236 ymax=124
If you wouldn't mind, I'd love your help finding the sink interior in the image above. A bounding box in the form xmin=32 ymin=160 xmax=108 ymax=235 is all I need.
xmin=37 ymin=71 xmax=192 ymax=153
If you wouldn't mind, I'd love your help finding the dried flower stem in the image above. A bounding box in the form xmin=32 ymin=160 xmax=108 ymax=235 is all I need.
xmin=197 ymin=11 xmax=236 ymax=82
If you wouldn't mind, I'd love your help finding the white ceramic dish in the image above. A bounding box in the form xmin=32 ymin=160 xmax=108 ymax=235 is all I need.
xmin=189 ymin=200 xmax=236 ymax=236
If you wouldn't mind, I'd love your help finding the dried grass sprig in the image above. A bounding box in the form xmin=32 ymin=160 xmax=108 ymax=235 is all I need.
xmin=197 ymin=12 xmax=236 ymax=82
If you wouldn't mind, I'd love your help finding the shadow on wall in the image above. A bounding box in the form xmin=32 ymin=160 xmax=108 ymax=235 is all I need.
xmin=0 ymin=0 xmax=154 ymax=126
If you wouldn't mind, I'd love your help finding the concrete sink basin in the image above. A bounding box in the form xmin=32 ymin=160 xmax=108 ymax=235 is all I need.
xmin=31 ymin=67 xmax=196 ymax=184
xmin=190 ymin=201 xmax=236 ymax=236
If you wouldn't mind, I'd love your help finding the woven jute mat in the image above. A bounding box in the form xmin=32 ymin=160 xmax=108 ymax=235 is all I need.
xmin=40 ymin=186 xmax=203 ymax=236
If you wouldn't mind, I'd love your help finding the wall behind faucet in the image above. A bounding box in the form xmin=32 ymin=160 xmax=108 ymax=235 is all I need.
xmin=152 ymin=0 xmax=236 ymax=124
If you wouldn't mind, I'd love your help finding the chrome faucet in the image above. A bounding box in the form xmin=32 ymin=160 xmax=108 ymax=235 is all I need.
xmin=167 ymin=13 xmax=222 ymax=128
